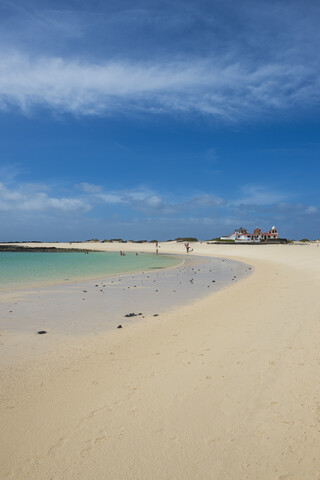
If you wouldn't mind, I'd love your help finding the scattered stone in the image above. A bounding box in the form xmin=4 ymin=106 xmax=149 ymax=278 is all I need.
xmin=125 ymin=313 xmax=137 ymax=317
xmin=138 ymin=313 xmax=143 ymax=316
xmin=37 ymin=331 xmax=47 ymax=335
xmin=153 ymin=314 xmax=159 ymax=317
xmin=212 ymin=280 xmax=215 ymax=282
xmin=117 ymin=325 xmax=122 ymax=329
xmin=83 ymin=290 xmax=87 ymax=293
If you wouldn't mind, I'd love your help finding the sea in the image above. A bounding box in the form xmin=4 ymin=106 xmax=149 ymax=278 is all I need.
xmin=0 ymin=251 xmax=181 ymax=288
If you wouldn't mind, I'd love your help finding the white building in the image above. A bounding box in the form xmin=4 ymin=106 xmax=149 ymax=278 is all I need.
xmin=221 ymin=226 xmax=279 ymax=243
xmin=220 ymin=227 xmax=247 ymax=241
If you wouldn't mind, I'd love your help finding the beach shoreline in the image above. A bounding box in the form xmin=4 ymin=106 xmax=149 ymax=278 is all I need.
xmin=0 ymin=252 xmax=250 ymax=367
xmin=1 ymin=242 xmax=320 ymax=479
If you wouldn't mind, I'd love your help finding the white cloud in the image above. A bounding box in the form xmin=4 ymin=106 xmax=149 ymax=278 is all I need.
xmin=232 ymin=185 xmax=287 ymax=206
xmin=0 ymin=180 xmax=318 ymax=237
xmin=77 ymin=182 xmax=102 ymax=193
xmin=0 ymin=51 xmax=319 ymax=119
xmin=144 ymin=195 xmax=163 ymax=208
xmin=98 ymin=193 xmax=124 ymax=204
xmin=0 ymin=182 xmax=89 ymax=212
xmin=191 ymin=194 xmax=225 ymax=207
xmin=305 ymin=206 xmax=318 ymax=214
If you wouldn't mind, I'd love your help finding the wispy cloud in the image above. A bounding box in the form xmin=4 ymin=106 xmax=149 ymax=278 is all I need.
xmin=0 ymin=51 xmax=319 ymax=119
xmin=77 ymin=182 xmax=102 ymax=194
xmin=0 ymin=1 xmax=319 ymax=120
xmin=231 ymin=185 xmax=287 ymax=207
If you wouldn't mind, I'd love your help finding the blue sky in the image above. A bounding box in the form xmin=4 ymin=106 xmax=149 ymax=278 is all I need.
xmin=0 ymin=0 xmax=319 ymax=241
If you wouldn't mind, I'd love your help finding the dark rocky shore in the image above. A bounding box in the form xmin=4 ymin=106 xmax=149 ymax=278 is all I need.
xmin=0 ymin=245 xmax=95 ymax=253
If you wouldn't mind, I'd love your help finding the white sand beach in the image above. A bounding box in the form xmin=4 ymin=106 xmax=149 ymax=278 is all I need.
xmin=1 ymin=241 xmax=320 ymax=479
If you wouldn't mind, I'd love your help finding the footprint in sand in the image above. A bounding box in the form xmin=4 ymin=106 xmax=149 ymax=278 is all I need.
xmin=95 ymin=433 xmax=107 ymax=445
xmin=80 ymin=446 xmax=92 ymax=458
xmin=48 ymin=437 xmax=67 ymax=456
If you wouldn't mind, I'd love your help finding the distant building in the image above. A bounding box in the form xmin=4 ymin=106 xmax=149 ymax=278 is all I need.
xmin=220 ymin=227 xmax=247 ymax=241
xmin=261 ymin=226 xmax=278 ymax=240
xmin=221 ymin=226 xmax=279 ymax=243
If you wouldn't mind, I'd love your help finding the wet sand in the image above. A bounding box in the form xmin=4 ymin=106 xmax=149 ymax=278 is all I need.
xmin=0 ymin=254 xmax=249 ymax=366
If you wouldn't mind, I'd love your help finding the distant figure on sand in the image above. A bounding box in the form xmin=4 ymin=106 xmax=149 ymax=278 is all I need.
xmin=156 ymin=248 xmax=159 ymax=255
xmin=185 ymin=243 xmax=190 ymax=253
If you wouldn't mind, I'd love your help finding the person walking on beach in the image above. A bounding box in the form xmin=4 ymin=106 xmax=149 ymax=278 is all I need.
xmin=185 ymin=242 xmax=190 ymax=253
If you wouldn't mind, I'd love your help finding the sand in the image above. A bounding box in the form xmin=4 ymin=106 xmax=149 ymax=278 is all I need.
xmin=1 ymin=241 xmax=320 ymax=479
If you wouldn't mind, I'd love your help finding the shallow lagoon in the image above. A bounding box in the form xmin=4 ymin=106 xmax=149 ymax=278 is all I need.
xmin=0 ymin=251 xmax=181 ymax=287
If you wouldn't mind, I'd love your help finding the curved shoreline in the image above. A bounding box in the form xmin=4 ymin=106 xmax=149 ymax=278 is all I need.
xmin=1 ymin=243 xmax=320 ymax=480
xmin=0 ymin=253 xmax=251 ymax=367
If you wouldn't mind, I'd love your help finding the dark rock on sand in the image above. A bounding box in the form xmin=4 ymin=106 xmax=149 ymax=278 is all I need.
xmin=37 ymin=331 xmax=47 ymax=334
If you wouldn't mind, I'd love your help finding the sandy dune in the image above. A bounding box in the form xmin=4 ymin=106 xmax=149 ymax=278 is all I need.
xmin=1 ymin=242 xmax=320 ymax=479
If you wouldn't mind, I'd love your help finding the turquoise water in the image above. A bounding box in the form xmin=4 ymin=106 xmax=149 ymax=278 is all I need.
xmin=0 ymin=251 xmax=181 ymax=287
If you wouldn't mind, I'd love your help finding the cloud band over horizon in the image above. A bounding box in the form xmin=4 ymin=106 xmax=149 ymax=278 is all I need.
xmin=0 ymin=179 xmax=318 ymax=241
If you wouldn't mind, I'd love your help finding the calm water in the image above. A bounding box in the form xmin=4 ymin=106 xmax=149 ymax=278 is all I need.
xmin=0 ymin=251 xmax=181 ymax=287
